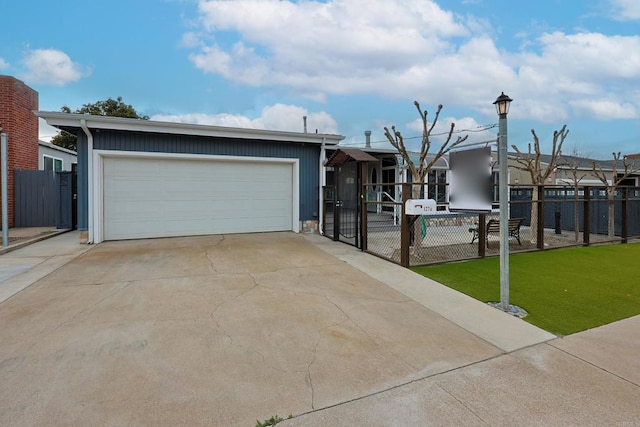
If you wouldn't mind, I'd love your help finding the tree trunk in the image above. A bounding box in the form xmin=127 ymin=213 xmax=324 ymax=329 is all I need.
xmin=608 ymin=190 xmax=615 ymax=239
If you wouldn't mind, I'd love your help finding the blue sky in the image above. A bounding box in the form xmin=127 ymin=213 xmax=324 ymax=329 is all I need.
xmin=1 ymin=0 xmax=639 ymax=159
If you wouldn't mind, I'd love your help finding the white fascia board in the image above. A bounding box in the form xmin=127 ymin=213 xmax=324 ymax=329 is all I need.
xmin=38 ymin=140 xmax=77 ymax=155
xmin=36 ymin=111 xmax=344 ymax=145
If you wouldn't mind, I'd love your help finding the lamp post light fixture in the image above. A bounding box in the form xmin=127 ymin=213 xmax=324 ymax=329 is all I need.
xmin=493 ymin=92 xmax=513 ymax=312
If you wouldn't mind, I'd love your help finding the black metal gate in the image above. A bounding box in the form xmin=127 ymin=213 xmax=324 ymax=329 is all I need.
xmin=336 ymin=162 xmax=359 ymax=245
xmin=323 ymin=163 xmax=361 ymax=246
xmin=322 ymin=148 xmax=378 ymax=248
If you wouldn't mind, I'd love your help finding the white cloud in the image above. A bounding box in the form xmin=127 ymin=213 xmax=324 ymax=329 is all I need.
xmin=569 ymin=98 xmax=637 ymax=120
xmin=0 ymin=58 xmax=9 ymax=70
xmin=188 ymin=0 xmax=469 ymax=93
xmin=185 ymin=0 xmax=640 ymax=123
xmin=180 ymin=32 xmax=201 ymax=48
xmin=189 ymin=42 xmax=269 ymax=85
xmin=20 ymin=48 xmax=90 ymax=86
xmin=609 ymin=0 xmax=640 ymax=21
xmin=513 ymin=31 xmax=640 ymax=121
xmin=151 ymin=103 xmax=339 ymax=134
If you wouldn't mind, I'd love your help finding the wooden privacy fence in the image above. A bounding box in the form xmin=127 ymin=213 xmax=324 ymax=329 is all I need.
xmin=14 ymin=170 xmax=75 ymax=228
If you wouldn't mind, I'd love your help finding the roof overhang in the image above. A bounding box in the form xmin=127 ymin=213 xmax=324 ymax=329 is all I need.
xmin=325 ymin=148 xmax=378 ymax=166
xmin=35 ymin=111 xmax=345 ymax=145
xmin=38 ymin=139 xmax=77 ymax=155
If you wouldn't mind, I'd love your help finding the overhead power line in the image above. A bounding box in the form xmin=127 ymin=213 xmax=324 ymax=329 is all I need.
xmin=338 ymin=123 xmax=498 ymax=146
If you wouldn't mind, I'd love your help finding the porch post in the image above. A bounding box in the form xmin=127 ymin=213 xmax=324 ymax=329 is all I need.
xmin=360 ymin=161 xmax=368 ymax=251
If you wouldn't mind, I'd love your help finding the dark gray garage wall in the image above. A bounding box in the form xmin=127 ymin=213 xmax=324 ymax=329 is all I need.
xmin=75 ymin=130 xmax=321 ymax=232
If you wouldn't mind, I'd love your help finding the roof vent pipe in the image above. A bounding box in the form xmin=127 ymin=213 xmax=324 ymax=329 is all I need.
xmin=364 ymin=130 xmax=372 ymax=148
xmin=303 ymin=116 xmax=307 ymax=133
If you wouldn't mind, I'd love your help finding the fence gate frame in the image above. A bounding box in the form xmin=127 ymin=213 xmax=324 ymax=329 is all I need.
xmin=323 ymin=148 xmax=377 ymax=248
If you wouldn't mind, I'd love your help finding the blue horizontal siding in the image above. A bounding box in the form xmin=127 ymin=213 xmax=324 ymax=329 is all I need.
xmin=76 ymin=130 xmax=321 ymax=231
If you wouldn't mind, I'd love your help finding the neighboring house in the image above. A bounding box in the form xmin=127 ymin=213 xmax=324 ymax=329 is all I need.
xmin=38 ymin=140 xmax=77 ymax=171
xmin=503 ymin=153 xmax=640 ymax=187
xmin=37 ymin=111 xmax=344 ymax=244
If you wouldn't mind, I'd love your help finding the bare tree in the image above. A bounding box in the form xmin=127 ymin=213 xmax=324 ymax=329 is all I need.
xmin=383 ymin=101 xmax=468 ymax=247
xmin=559 ymin=148 xmax=588 ymax=242
xmin=511 ymin=125 xmax=569 ymax=242
xmin=591 ymin=152 xmax=639 ymax=238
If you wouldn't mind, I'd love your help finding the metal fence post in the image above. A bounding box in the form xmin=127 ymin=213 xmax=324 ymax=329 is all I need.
xmin=361 ymin=181 xmax=368 ymax=251
xmin=583 ymin=186 xmax=591 ymax=246
xmin=621 ymin=187 xmax=628 ymax=244
xmin=400 ymin=183 xmax=410 ymax=267
xmin=1 ymin=132 xmax=8 ymax=247
xmin=537 ymin=185 xmax=545 ymax=250
xmin=478 ymin=212 xmax=486 ymax=258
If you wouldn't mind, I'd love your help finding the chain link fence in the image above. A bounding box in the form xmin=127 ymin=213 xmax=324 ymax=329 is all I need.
xmin=361 ymin=184 xmax=640 ymax=266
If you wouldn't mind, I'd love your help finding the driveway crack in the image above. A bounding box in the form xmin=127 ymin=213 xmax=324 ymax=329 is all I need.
xmin=209 ymin=274 xmax=259 ymax=343
xmin=324 ymin=296 xmax=377 ymax=344
xmin=205 ymin=235 xmax=227 ymax=273
xmin=306 ymin=335 xmax=321 ymax=410
xmin=209 ymin=274 xmax=258 ymax=316
xmin=209 ymin=316 xmax=233 ymax=345
xmin=58 ymin=281 xmax=133 ymax=329
xmin=438 ymin=385 xmax=490 ymax=425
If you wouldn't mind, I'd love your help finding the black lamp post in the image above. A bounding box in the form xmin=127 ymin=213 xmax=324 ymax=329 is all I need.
xmin=493 ymin=92 xmax=513 ymax=311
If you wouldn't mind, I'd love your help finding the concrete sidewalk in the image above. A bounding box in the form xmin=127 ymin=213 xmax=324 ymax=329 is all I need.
xmin=0 ymin=230 xmax=92 ymax=303
xmin=281 ymin=314 xmax=640 ymax=426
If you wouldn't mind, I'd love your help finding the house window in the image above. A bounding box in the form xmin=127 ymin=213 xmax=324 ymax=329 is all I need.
xmin=427 ymin=170 xmax=447 ymax=204
xmin=44 ymin=155 xmax=63 ymax=171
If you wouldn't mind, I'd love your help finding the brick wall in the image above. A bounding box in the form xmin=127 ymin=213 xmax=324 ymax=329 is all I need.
xmin=0 ymin=75 xmax=39 ymax=227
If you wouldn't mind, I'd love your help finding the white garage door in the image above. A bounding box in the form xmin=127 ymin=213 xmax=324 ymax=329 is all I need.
xmin=102 ymin=155 xmax=295 ymax=240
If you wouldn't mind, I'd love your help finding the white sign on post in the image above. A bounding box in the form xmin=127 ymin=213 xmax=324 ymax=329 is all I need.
xmin=449 ymin=147 xmax=493 ymax=213
xmin=405 ymin=198 xmax=437 ymax=215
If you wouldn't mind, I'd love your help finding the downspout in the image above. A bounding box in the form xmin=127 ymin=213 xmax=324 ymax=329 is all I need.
xmin=80 ymin=119 xmax=94 ymax=244
xmin=318 ymin=137 xmax=327 ymax=235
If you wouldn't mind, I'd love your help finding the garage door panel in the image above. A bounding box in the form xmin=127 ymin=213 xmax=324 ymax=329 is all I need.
xmin=103 ymin=156 xmax=295 ymax=240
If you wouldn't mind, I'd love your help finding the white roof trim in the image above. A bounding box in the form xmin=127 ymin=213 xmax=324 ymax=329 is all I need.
xmin=36 ymin=111 xmax=344 ymax=145
xmin=38 ymin=139 xmax=77 ymax=155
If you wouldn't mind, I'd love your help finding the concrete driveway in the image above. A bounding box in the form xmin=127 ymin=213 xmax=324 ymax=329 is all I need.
xmin=2 ymin=232 xmax=638 ymax=426
xmin=1 ymin=232 xmax=502 ymax=426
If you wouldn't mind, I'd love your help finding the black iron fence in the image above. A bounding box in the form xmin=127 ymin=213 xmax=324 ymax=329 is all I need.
xmin=361 ymin=183 xmax=640 ymax=267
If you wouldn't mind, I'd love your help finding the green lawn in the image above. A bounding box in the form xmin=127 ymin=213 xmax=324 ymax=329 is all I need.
xmin=412 ymin=243 xmax=640 ymax=336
